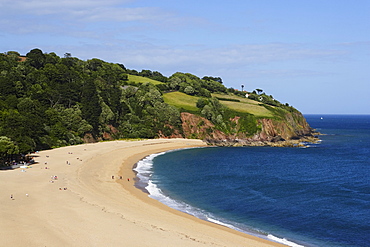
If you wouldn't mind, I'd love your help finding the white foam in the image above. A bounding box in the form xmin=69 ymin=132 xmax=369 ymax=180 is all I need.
xmin=133 ymin=152 xmax=166 ymax=183
xmin=207 ymin=217 xmax=239 ymax=230
xmin=134 ymin=151 xmax=202 ymax=216
xmin=268 ymin=234 xmax=305 ymax=247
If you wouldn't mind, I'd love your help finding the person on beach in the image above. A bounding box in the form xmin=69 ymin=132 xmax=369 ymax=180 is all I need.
xmin=112 ymin=175 xmax=114 ymax=179
xmin=10 ymin=194 xmax=13 ymax=200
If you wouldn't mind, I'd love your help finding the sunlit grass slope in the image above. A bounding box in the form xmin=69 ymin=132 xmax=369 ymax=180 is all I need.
xmin=163 ymin=92 xmax=199 ymax=112
xmin=127 ymin=74 xmax=164 ymax=85
xmin=163 ymin=92 xmax=274 ymax=117
xmin=212 ymin=93 xmax=274 ymax=117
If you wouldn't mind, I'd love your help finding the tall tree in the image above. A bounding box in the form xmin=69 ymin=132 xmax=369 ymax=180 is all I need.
xmin=0 ymin=136 xmax=19 ymax=164
xmin=81 ymin=79 xmax=101 ymax=133
xmin=26 ymin=48 xmax=45 ymax=69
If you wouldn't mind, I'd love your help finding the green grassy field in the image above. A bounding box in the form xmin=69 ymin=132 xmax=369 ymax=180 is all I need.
xmin=212 ymin=93 xmax=259 ymax=104
xmin=163 ymin=92 xmax=274 ymax=117
xmin=212 ymin=93 xmax=274 ymax=117
xmin=163 ymin=92 xmax=199 ymax=112
xmin=127 ymin=74 xmax=164 ymax=85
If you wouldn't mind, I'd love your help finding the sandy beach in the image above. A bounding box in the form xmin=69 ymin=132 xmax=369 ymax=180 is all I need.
xmin=0 ymin=139 xmax=285 ymax=246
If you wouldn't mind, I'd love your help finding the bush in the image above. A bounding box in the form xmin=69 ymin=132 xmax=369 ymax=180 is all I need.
xmin=215 ymin=97 xmax=240 ymax=102
xmin=196 ymin=98 xmax=209 ymax=108
xmin=184 ymin=86 xmax=195 ymax=95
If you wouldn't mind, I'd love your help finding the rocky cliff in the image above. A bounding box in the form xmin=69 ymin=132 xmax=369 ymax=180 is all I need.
xmin=180 ymin=111 xmax=318 ymax=147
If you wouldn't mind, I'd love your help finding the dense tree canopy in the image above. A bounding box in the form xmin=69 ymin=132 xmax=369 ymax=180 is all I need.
xmin=0 ymin=49 xmax=190 ymax=159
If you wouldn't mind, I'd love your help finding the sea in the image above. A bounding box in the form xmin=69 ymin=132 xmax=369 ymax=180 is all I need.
xmin=134 ymin=115 xmax=370 ymax=247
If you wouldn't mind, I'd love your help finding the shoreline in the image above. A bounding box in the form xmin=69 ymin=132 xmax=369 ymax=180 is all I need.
xmin=131 ymin=149 xmax=274 ymax=240
xmin=205 ymin=135 xmax=321 ymax=147
xmin=0 ymin=139 xmax=286 ymax=246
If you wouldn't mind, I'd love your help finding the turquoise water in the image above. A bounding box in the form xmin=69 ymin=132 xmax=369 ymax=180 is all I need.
xmin=134 ymin=115 xmax=370 ymax=247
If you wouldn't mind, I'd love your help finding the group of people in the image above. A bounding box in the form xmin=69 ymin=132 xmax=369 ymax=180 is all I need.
xmin=1 ymin=156 xmax=35 ymax=169
xmin=112 ymin=175 xmax=130 ymax=182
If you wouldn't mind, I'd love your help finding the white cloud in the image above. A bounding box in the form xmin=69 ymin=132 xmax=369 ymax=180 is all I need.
xmin=1 ymin=0 xmax=126 ymax=14
xmin=1 ymin=0 xmax=176 ymax=23
xmin=0 ymin=0 xmax=196 ymax=37
xmin=80 ymin=7 xmax=168 ymax=22
xmin=117 ymin=43 xmax=344 ymax=70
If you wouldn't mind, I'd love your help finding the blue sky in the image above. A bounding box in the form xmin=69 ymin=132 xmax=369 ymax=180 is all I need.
xmin=1 ymin=0 xmax=369 ymax=114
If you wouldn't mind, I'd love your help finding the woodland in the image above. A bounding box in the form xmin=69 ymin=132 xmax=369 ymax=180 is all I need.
xmin=0 ymin=49 xmax=299 ymax=165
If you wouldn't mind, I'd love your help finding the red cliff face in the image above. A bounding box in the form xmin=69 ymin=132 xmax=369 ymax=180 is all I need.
xmin=180 ymin=112 xmax=227 ymax=140
xmin=258 ymin=112 xmax=312 ymax=141
xmin=179 ymin=111 xmax=315 ymax=146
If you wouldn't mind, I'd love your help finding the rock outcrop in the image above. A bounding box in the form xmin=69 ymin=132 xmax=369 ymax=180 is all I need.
xmin=180 ymin=111 xmax=319 ymax=147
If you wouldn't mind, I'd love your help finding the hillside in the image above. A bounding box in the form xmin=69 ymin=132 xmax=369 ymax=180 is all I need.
xmin=0 ymin=49 xmax=318 ymax=165
xmin=163 ymin=91 xmax=316 ymax=146
xmin=212 ymin=93 xmax=275 ymax=117
xmin=163 ymin=92 xmax=199 ymax=112
xmin=127 ymin=74 xmax=164 ymax=85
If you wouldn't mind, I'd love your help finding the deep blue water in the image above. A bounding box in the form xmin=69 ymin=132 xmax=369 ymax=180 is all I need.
xmin=134 ymin=115 xmax=370 ymax=247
